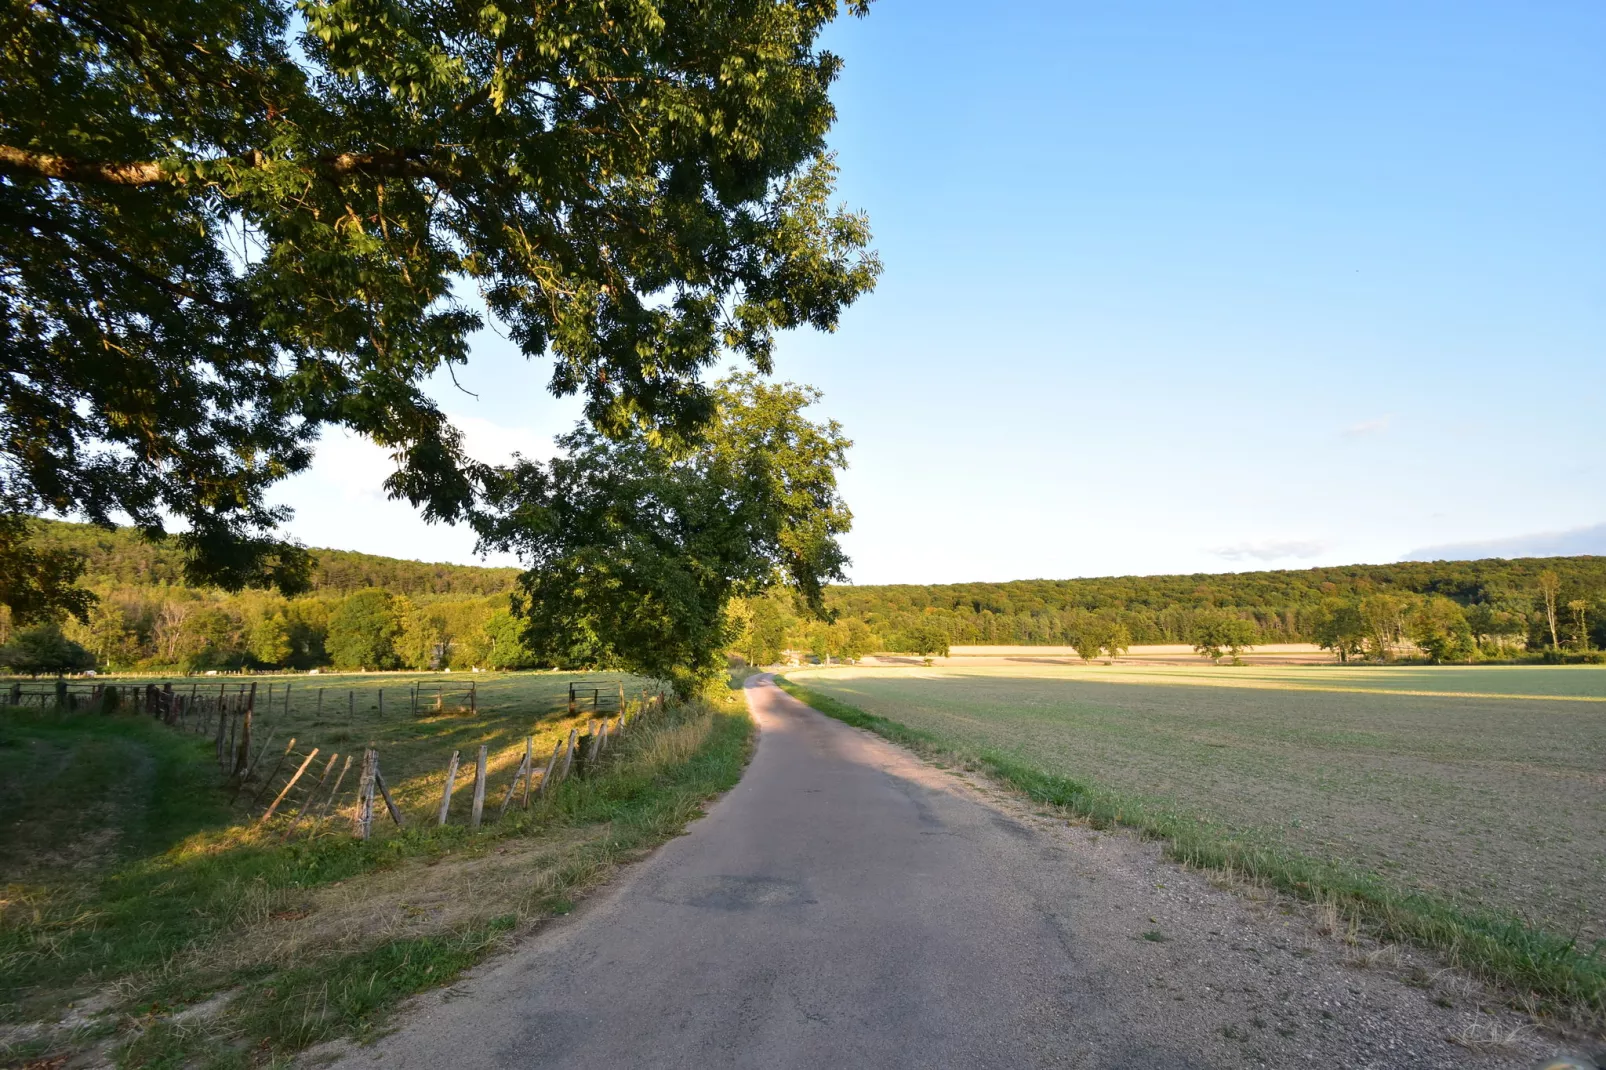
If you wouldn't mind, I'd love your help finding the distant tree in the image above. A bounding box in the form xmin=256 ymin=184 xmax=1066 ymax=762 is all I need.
xmin=327 ymin=589 xmax=402 ymax=670
xmin=836 ymin=618 xmax=874 ymax=662
xmin=1312 ymin=599 xmax=1367 ymax=663
xmin=904 ymin=620 xmax=950 ymax=660
xmin=66 ymin=602 xmax=138 ymax=670
xmin=479 ymin=610 xmax=536 ymax=671
xmin=478 ymin=376 xmax=851 ymax=696
xmin=393 ymin=598 xmax=445 ymax=671
xmin=1069 ymin=615 xmax=1105 ymax=663
xmin=730 ymin=590 xmax=798 ymax=667
xmin=0 ymin=622 xmax=95 ymax=675
xmin=248 ymin=614 xmax=292 ymax=667
xmin=176 ymin=607 xmax=245 ymax=670
xmin=1359 ymin=594 xmax=1409 ymax=661
xmin=0 ymin=515 xmax=95 ymax=628
xmin=1409 ymin=596 xmax=1473 ymax=663
xmin=1538 ymin=571 xmax=1562 ymax=649
xmin=1567 ymin=600 xmax=1590 ymax=652
xmin=1191 ymin=611 xmax=1257 ymax=665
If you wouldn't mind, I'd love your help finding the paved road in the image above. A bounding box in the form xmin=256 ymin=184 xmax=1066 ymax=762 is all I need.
xmin=326 ymin=675 xmax=1541 ymax=1069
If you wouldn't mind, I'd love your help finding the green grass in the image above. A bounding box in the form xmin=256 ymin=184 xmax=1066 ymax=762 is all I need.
xmin=1 ymin=672 xmax=753 ymax=1067
xmin=777 ymin=669 xmax=1606 ymax=1023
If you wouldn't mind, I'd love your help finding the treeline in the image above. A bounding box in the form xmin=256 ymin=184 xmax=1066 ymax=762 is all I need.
xmin=819 ymin=557 xmax=1606 ymax=658
xmin=8 ymin=520 xmax=1606 ymax=673
xmin=4 ymin=521 xmax=530 ymax=673
xmin=29 ymin=519 xmax=520 ymax=597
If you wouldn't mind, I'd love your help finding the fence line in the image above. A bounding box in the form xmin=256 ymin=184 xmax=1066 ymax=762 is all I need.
xmin=4 ymin=676 xmax=665 ymax=840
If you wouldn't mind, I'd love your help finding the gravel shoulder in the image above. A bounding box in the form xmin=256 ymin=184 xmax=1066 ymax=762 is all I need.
xmin=313 ymin=675 xmax=1579 ymax=1069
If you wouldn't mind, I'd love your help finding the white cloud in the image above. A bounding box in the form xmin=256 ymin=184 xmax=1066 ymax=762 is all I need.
xmin=1210 ymin=540 xmax=1328 ymax=563
xmin=1343 ymin=416 xmax=1391 ymax=438
xmin=1402 ymin=523 xmax=1606 ymax=562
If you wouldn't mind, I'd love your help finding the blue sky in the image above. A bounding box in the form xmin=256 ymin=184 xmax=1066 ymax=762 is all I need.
xmin=272 ymin=0 xmax=1606 ymax=583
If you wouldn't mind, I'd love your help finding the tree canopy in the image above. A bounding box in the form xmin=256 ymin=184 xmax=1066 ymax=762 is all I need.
xmin=479 ymin=374 xmax=851 ymax=694
xmin=1 ymin=0 xmax=880 ymax=592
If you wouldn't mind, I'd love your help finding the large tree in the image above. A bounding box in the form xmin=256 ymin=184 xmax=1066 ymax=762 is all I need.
xmin=0 ymin=0 xmax=880 ymax=592
xmin=479 ymin=374 xmax=850 ymax=694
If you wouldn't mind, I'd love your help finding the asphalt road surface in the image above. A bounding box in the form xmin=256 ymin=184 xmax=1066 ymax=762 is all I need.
xmin=325 ymin=675 xmax=1548 ymax=1069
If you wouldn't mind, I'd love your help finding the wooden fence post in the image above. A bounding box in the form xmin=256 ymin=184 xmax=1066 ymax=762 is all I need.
xmin=214 ymin=697 xmax=229 ymax=768
xmin=437 ymin=750 xmax=461 ymax=825
xmin=317 ymin=754 xmax=354 ymax=818
xmin=261 ymin=748 xmax=319 ymax=823
xmin=234 ymin=683 xmax=256 ymax=775
xmin=348 ymin=690 xmax=354 ymax=717
xmin=585 ymin=720 xmax=603 ymax=764
xmin=499 ymin=737 xmax=533 ymax=818
xmin=293 ymin=753 xmax=340 ymax=820
xmin=353 ymin=749 xmax=376 ymax=839
xmin=568 ymin=682 xmax=576 ymax=717
xmin=248 ymin=737 xmax=298 ymax=806
xmin=537 ymin=738 xmax=563 ymax=798
xmin=375 ymin=764 xmax=405 ymax=827
xmin=469 ymin=744 xmax=488 ymax=828
xmin=317 ymin=687 xmax=324 ymax=715
xmin=558 ymin=728 xmax=578 ymax=783
xmin=378 ymin=688 xmax=384 ymax=716
xmin=469 ymin=682 xmax=476 ymax=715
xmin=284 ymin=683 xmax=291 ymax=716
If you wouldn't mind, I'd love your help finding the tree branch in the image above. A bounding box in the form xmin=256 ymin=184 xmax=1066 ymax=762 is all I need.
xmin=0 ymin=145 xmax=455 ymax=187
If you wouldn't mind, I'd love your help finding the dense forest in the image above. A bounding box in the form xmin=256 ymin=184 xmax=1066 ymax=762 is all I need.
xmin=4 ymin=520 xmax=1603 ymax=673
xmin=820 ymin=557 xmax=1606 ymax=657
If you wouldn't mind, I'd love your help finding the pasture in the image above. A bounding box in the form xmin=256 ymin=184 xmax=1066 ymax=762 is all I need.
xmin=785 ymin=663 xmax=1606 ymax=985
xmin=0 ymin=671 xmax=749 ymax=1066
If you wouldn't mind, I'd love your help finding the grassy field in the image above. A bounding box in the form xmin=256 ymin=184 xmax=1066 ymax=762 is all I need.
xmin=783 ymin=663 xmax=1606 ymax=1019
xmin=1 ymin=671 xmax=751 ymax=1067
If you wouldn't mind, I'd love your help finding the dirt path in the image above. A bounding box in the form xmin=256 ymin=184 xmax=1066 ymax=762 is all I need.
xmin=319 ymin=675 xmax=1565 ymax=1068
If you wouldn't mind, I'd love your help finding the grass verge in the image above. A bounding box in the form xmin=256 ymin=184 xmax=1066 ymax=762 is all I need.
xmin=2 ymin=687 xmax=754 ymax=1068
xmin=775 ymin=675 xmax=1606 ymax=1027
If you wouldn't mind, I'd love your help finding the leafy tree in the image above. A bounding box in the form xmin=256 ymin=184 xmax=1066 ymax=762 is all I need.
xmin=1191 ymin=611 xmax=1257 ymax=665
xmin=1409 ymin=596 xmax=1473 ymax=663
xmin=393 ymin=597 xmax=444 ymax=671
xmin=65 ymin=602 xmax=138 ymax=670
xmin=1359 ymin=594 xmax=1409 ymax=661
xmin=1567 ymin=600 xmax=1590 ymax=652
xmin=479 ymin=376 xmax=851 ymax=696
xmin=1 ymin=0 xmax=879 ymax=588
xmin=1537 ymin=571 xmax=1562 ymax=649
xmin=327 ymin=589 xmax=401 ymax=670
xmin=1069 ymin=614 xmax=1105 ymax=663
xmin=902 ymin=620 xmax=950 ymax=660
xmin=729 ymin=589 xmax=797 ymax=666
xmin=175 ymin=607 xmax=244 ymax=670
xmin=835 ymin=617 xmax=874 ymax=662
xmin=248 ymin=614 xmax=292 ymax=667
xmin=478 ymin=610 xmax=536 ymax=671
xmin=0 ymin=622 xmax=95 ymax=675
xmin=1312 ymin=598 xmax=1366 ymax=663
xmin=0 ymin=515 xmax=94 ymax=627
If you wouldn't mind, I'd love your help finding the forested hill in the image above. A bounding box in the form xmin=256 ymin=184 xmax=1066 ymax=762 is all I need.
xmin=32 ymin=519 xmax=519 ymax=597
xmin=823 ymin=557 xmax=1606 ymax=648
xmin=27 ymin=518 xmax=1606 ymax=656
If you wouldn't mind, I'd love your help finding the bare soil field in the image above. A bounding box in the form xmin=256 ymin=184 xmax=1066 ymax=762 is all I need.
xmin=786 ymin=664 xmax=1606 ymax=952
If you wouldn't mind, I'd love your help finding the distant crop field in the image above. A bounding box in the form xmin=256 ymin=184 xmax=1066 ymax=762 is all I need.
xmin=786 ymin=664 xmax=1606 ymax=944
